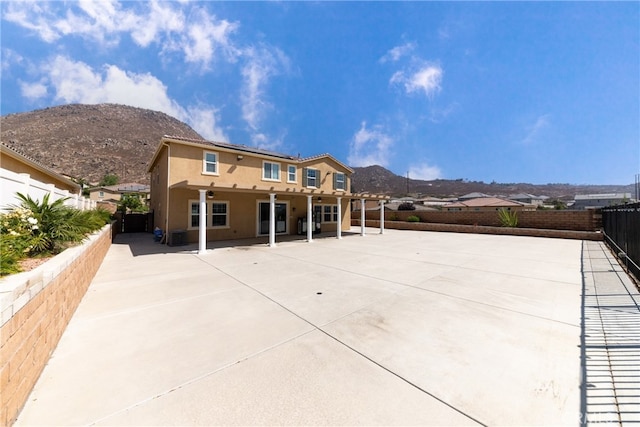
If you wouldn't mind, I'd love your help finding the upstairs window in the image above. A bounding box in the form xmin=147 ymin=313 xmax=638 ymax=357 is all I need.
xmin=263 ymin=161 xmax=281 ymax=181
xmin=203 ymin=151 xmax=218 ymax=175
xmin=287 ymin=165 xmax=297 ymax=183
xmin=333 ymin=172 xmax=346 ymax=191
xmin=303 ymin=168 xmax=320 ymax=188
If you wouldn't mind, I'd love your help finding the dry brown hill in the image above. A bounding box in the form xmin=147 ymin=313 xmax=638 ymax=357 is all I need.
xmin=1 ymin=103 xmax=203 ymax=184
xmin=351 ymin=165 xmax=636 ymax=200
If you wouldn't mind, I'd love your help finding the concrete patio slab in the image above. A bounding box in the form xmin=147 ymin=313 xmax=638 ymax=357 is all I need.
xmin=15 ymin=228 xmax=634 ymax=426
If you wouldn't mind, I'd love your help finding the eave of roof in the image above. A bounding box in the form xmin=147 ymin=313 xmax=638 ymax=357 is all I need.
xmin=148 ymin=135 xmax=354 ymax=173
xmin=0 ymin=142 xmax=81 ymax=192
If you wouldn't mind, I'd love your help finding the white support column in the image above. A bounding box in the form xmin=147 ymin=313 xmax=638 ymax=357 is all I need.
xmin=379 ymin=200 xmax=385 ymax=234
xmin=306 ymin=195 xmax=313 ymax=242
xmin=198 ymin=189 xmax=207 ymax=254
xmin=269 ymin=193 xmax=276 ymax=247
xmin=360 ymin=198 xmax=366 ymax=236
xmin=336 ymin=197 xmax=342 ymax=239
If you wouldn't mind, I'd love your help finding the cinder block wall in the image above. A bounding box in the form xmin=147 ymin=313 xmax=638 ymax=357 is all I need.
xmin=361 ymin=209 xmax=599 ymax=231
xmin=0 ymin=225 xmax=112 ymax=427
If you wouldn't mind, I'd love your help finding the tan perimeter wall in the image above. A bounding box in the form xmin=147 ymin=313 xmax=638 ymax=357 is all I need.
xmin=0 ymin=225 xmax=112 ymax=426
xmin=359 ymin=209 xmax=600 ymax=232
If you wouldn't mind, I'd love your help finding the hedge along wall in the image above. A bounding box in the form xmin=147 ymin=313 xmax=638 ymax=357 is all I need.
xmin=359 ymin=209 xmax=600 ymax=232
xmin=0 ymin=225 xmax=112 ymax=427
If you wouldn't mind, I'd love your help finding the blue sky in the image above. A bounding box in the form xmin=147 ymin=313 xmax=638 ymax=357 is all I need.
xmin=1 ymin=1 xmax=638 ymax=185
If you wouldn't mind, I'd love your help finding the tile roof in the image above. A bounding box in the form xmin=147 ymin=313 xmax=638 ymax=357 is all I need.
xmin=444 ymin=197 xmax=525 ymax=208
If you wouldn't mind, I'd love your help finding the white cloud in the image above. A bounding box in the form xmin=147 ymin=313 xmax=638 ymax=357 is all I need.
xmin=20 ymin=80 xmax=48 ymax=100
xmin=33 ymin=55 xmax=227 ymax=141
xmin=379 ymin=42 xmax=416 ymax=63
xmin=187 ymin=106 xmax=228 ymax=142
xmin=240 ymin=44 xmax=290 ymax=147
xmin=3 ymin=1 xmax=61 ymax=43
xmin=408 ymin=163 xmax=442 ymax=180
xmin=4 ymin=1 xmax=239 ymax=70
xmin=391 ymin=64 xmax=443 ymax=98
xmin=521 ymin=114 xmax=550 ymax=145
xmin=1 ymin=48 xmax=24 ymax=72
xmin=347 ymin=121 xmax=394 ymax=167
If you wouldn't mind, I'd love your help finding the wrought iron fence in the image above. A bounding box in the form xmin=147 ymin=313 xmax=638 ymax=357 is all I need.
xmin=601 ymin=202 xmax=640 ymax=282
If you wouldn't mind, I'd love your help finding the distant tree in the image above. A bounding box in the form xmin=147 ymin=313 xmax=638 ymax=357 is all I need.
xmin=551 ymin=199 xmax=567 ymax=210
xmin=100 ymin=174 xmax=119 ymax=186
xmin=118 ymin=193 xmax=147 ymax=213
xmin=72 ymin=177 xmax=91 ymax=196
xmin=398 ymin=202 xmax=416 ymax=211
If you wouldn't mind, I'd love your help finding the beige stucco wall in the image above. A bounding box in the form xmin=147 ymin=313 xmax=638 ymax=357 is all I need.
xmin=89 ymin=190 xmax=121 ymax=202
xmin=1 ymin=153 xmax=79 ymax=193
xmin=149 ymin=146 xmax=169 ymax=233
xmin=167 ymin=143 xmax=350 ymax=195
xmin=166 ymin=188 xmax=351 ymax=243
xmin=147 ymin=139 xmax=355 ymax=244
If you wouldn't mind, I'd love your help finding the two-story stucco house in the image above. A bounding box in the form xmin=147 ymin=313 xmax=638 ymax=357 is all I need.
xmin=147 ymin=136 xmax=387 ymax=250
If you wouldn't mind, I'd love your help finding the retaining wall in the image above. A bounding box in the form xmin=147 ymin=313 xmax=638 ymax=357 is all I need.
xmin=358 ymin=209 xmax=600 ymax=232
xmin=352 ymin=219 xmax=603 ymax=241
xmin=0 ymin=225 xmax=111 ymax=426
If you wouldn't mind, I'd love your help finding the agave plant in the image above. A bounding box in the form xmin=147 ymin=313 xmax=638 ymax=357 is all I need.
xmin=498 ymin=209 xmax=518 ymax=227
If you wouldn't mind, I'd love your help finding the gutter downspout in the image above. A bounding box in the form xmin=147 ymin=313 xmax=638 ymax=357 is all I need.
xmin=164 ymin=142 xmax=171 ymax=245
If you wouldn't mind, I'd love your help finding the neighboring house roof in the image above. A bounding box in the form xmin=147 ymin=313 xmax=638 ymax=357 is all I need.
xmin=90 ymin=183 xmax=150 ymax=193
xmin=0 ymin=142 xmax=80 ymax=192
xmin=459 ymin=192 xmax=491 ymax=200
xmin=444 ymin=197 xmax=526 ymax=209
xmin=574 ymin=193 xmax=631 ymax=201
xmin=148 ymin=135 xmax=354 ymax=174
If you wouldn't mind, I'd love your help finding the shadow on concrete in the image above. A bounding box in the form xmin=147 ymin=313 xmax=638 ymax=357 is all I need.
xmin=580 ymin=241 xmax=640 ymax=426
xmin=113 ymin=231 xmax=364 ymax=257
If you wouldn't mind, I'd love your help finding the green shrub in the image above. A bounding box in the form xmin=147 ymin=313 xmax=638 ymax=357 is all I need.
xmin=407 ymin=215 xmax=420 ymax=223
xmin=0 ymin=193 xmax=111 ymax=276
xmin=498 ymin=209 xmax=518 ymax=227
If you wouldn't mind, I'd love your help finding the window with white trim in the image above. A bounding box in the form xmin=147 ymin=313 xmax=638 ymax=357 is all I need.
xmin=263 ymin=161 xmax=281 ymax=181
xmin=287 ymin=165 xmax=297 ymax=183
xmin=321 ymin=205 xmax=338 ymax=223
xmin=189 ymin=200 xmax=229 ymax=229
xmin=211 ymin=202 xmax=228 ymax=227
xmin=203 ymin=151 xmax=218 ymax=175
xmin=333 ymin=172 xmax=346 ymax=191
xmin=303 ymin=167 xmax=320 ymax=188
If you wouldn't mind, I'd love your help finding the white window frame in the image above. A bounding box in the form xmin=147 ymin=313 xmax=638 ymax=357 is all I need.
xmin=211 ymin=201 xmax=229 ymax=228
xmin=188 ymin=200 xmax=230 ymax=230
xmin=203 ymin=151 xmax=219 ymax=175
xmin=287 ymin=165 xmax=297 ymax=183
xmin=334 ymin=172 xmax=346 ymax=191
xmin=305 ymin=168 xmax=319 ymax=188
xmin=262 ymin=161 xmax=281 ymax=182
xmin=321 ymin=204 xmax=338 ymax=223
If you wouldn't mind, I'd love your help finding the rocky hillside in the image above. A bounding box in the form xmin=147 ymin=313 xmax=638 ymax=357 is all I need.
xmin=351 ymin=165 xmax=636 ymax=200
xmin=1 ymin=104 xmax=203 ymax=184
xmin=1 ymin=103 xmax=634 ymax=198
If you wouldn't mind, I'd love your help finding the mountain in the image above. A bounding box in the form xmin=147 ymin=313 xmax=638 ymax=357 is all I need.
xmin=351 ymin=166 xmax=636 ymax=200
xmin=1 ymin=104 xmax=203 ymax=184
xmin=1 ymin=103 xmax=635 ymax=198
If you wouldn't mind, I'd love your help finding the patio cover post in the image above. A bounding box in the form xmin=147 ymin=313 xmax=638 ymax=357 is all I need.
xmin=336 ymin=197 xmax=342 ymax=239
xmin=360 ymin=198 xmax=366 ymax=236
xmin=307 ymin=195 xmax=313 ymax=242
xmin=269 ymin=193 xmax=276 ymax=247
xmin=380 ymin=200 xmax=385 ymax=234
xmin=198 ymin=189 xmax=207 ymax=254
